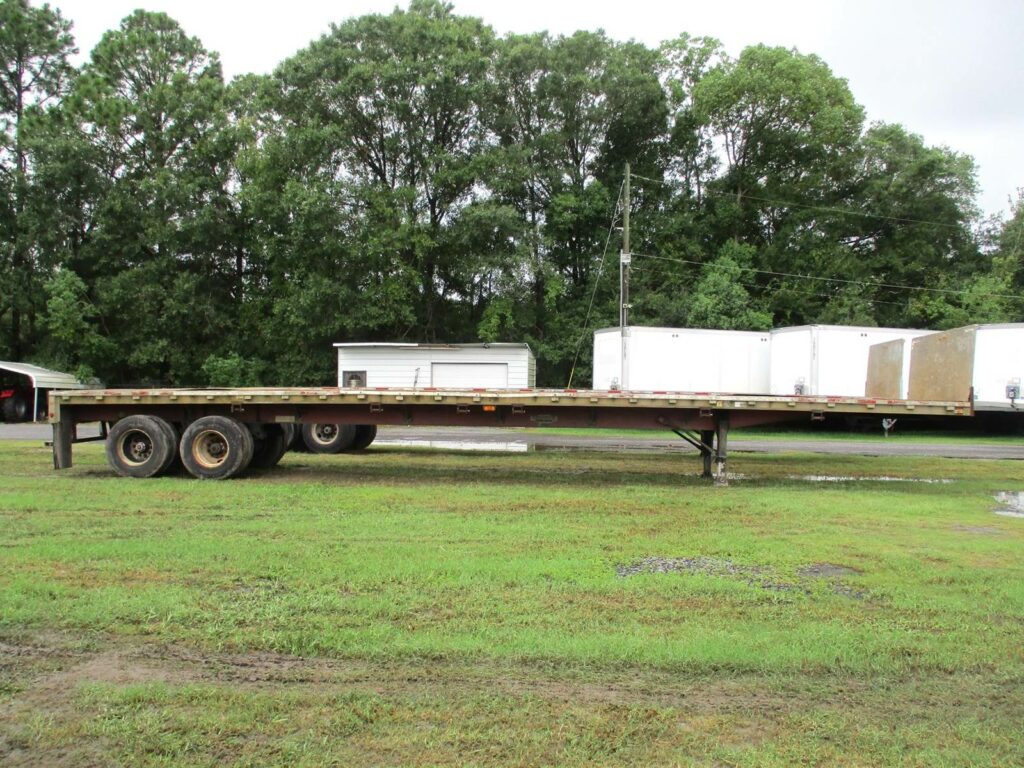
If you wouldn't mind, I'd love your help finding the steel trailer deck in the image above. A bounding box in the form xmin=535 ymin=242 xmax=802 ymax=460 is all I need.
xmin=49 ymin=387 xmax=973 ymax=481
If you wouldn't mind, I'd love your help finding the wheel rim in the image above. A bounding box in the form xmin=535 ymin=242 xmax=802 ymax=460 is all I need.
xmin=311 ymin=424 xmax=338 ymax=445
xmin=191 ymin=429 xmax=230 ymax=469
xmin=117 ymin=429 xmax=154 ymax=466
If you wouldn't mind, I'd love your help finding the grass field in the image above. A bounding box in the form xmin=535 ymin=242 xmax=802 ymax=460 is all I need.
xmin=1 ymin=439 xmax=1023 ymax=766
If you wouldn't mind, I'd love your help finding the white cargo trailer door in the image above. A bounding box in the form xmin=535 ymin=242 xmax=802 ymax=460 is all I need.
xmin=431 ymin=362 xmax=508 ymax=388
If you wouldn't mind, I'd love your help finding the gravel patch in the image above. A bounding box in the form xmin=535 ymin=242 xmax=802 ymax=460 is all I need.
xmin=797 ymin=563 xmax=860 ymax=579
xmin=618 ymin=557 xmax=867 ymax=599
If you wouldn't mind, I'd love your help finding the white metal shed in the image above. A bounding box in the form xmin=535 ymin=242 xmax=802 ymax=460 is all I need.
xmin=592 ymin=326 xmax=771 ymax=393
xmin=333 ymin=343 xmax=536 ymax=389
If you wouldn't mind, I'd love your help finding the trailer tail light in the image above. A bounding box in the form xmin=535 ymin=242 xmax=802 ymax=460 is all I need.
xmin=483 ymin=405 xmax=496 ymax=412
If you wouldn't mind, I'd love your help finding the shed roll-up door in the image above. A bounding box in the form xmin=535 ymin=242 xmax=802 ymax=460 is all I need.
xmin=430 ymin=362 xmax=509 ymax=388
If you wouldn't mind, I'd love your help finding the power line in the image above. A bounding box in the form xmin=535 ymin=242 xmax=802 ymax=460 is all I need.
xmin=566 ymin=181 xmax=624 ymax=389
xmin=631 ymin=264 xmax=911 ymax=308
xmin=734 ymin=279 xmax=909 ymax=308
xmin=634 ymin=252 xmax=1024 ymax=302
xmin=630 ymin=172 xmax=966 ymax=230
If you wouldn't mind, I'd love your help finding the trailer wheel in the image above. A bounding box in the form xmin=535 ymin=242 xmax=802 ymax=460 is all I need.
xmin=153 ymin=418 xmax=181 ymax=476
xmin=250 ymin=423 xmax=289 ymax=469
xmin=180 ymin=416 xmax=254 ymax=480
xmin=350 ymin=424 xmax=378 ymax=451
xmin=301 ymin=423 xmax=356 ymax=454
xmin=2 ymin=392 xmax=28 ymax=422
xmin=106 ymin=415 xmax=176 ymax=478
xmin=280 ymin=423 xmax=296 ymax=449
xmin=288 ymin=424 xmax=308 ymax=453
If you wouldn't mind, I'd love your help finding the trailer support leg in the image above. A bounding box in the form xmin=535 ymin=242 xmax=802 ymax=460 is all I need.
xmin=668 ymin=426 xmax=716 ymax=478
xmin=53 ymin=418 xmax=74 ymax=470
xmin=700 ymin=429 xmax=715 ymax=478
xmin=714 ymin=415 xmax=730 ymax=486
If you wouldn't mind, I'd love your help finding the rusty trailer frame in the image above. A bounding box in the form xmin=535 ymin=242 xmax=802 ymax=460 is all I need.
xmin=48 ymin=386 xmax=973 ymax=482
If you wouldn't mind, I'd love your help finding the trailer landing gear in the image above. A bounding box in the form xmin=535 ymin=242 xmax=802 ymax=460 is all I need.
xmin=670 ymin=414 xmax=731 ymax=485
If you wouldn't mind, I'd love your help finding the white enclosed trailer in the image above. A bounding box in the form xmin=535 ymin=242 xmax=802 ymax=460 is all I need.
xmin=592 ymin=327 xmax=771 ymax=393
xmin=334 ymin=343 xmax=536 ymax=389
xmin=907 ymin=324 xmax=1024 ymax=411
xmin=769 ymin=325 xmax=934 ymax=397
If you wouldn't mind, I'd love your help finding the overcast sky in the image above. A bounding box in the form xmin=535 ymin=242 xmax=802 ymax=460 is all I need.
xmin=48 ymin=0 xmax=1024 ymax=219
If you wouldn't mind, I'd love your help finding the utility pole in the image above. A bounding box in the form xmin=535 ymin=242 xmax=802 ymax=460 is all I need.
xmin=620 ymin=163 xmax=631 ymax=390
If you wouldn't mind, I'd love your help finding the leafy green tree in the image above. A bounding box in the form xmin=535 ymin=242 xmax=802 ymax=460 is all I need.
xmin=848 ymin=123 xmax=980 ymax=326
xmin=0 ymin=0 xmax=74 ymax=359
xmin=488 ymin=30 xmax=667 ymax=384
xmin=46 ymin=10 xmax=237 ymax=384
xmin=38 ymin=267 xmax=112 ymax=379
xmin=686 ymin=241 xmax=771 ymax=330
xmin=659 ymin=33 xmax=723 ymax=202
xmin=693 ymin=45 xmax=864 ymax=243
xmin=271 ymin=0 xmax=496 ymax=347
xmin=990 ymin=192 xmax=1024 ymax=318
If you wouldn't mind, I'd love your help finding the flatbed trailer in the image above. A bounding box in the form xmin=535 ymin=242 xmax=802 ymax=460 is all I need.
xmin=48 ymin=387 xmax=973 ymax=483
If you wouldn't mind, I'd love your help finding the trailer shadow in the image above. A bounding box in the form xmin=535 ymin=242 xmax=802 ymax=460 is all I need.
xmin=57 ymin=442 xmax=1012 ymax=495
xmin=244 ymin=446 xmax=973 ymax=494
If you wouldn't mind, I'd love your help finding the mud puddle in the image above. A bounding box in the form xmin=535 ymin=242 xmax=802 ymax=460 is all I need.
xmin=787 ymin=475 xmax=953 ymax=484
xmin=993 ymin=491 xmax=1024 ymax=518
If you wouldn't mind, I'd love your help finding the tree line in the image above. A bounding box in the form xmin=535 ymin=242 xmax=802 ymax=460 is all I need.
xmin=1 ymin=0 xmax=1021 ymax=387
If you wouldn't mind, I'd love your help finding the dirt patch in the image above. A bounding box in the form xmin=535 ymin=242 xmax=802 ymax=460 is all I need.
xmin=797 ymin=563 xmax=860 ymax=579
xmin=0 ymin=630 xmax=824 ymax=713
xmin=618 ymin=558 xmax=868 ymax=599
xmin=616 ymin=557 xmax=800 ymax=593
xmin=830 ymin=584 xmax=868 ymax=600
xmin=952 ymin=525 xmax=1004 ymax=535
xmin=797 ymin=563 xmax=867 ymax=600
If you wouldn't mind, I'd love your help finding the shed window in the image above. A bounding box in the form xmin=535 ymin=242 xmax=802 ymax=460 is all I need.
xmin=343 ymin=370 xmax=367 ymax=387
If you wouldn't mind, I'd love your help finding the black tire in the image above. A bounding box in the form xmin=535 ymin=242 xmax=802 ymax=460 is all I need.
xmin=106 ymin=415 xmax=176 ymax=478
xmin=280 ymin=423 xmax=296 ymax=449
xmin=301 ymin=423 xmax=357 ymax=454
xmin=152 ymin=417 xmax=181 ymax=476
xmin=2 ymin=392 xmax=29 ymax=422
xmin=288 ymin=425 xmax=309 ymax=453
xmin=180 ymin=415 xmax=254 ymax=480
xmin=350 ymin=424 xmax=378 ymax=451
xmin=250 ymin=423 xmax=289 ymax=470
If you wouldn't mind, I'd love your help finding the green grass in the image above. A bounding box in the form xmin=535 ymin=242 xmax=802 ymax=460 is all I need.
xmin=1 ymin=440 xmax=1023 ymax=765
